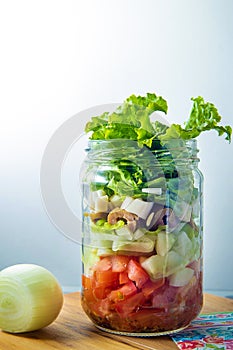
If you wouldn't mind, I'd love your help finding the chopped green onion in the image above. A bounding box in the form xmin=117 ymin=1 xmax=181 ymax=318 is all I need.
xmin=0 ymin=264 xmax=63 ymax=333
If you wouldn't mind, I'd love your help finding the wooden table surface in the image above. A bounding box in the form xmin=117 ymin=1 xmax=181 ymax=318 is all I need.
xmin=0 ymin=292 xmax=232 ymax=350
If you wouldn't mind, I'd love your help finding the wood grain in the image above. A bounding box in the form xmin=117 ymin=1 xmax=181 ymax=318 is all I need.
xmin=0 ymin=292 xmax=232 ymax=350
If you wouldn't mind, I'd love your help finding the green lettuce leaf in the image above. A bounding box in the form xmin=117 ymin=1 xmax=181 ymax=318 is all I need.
xmin=85 ymin=92 xmax=231 ymax=207
xmin=85 ymin=93 xmax=231 ymax=144
xmin=85 ymin=92 xmax=168 ymax=145
xmin=159 ymin=96 xmax=232 ymax=143
xmin=126 ymin=93 xmax=168 ymax=114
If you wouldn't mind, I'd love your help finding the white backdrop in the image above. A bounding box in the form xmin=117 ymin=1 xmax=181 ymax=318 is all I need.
xmin=0 ymin=0 xmax=232 ymax=295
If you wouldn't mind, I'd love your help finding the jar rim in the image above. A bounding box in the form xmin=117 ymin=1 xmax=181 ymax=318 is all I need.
xmin=85 ymin=138 xmax=199 ymax=163
xmin=86 ymin=138 xmax=198 ymax=151
xmin=87 ymin=138 xmax=198 ymax=145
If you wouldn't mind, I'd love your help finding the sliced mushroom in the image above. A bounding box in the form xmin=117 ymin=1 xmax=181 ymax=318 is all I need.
xmin=107 ymin=207 xmax=139 ymax=232
xmin=149 ymin=207 xmax=179 ymax=231
xmin=89 ymin=212 xmax=108 ymax=223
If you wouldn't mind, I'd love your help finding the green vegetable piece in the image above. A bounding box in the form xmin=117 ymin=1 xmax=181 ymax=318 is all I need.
xmin=126 ymin=92 xmax=168 ymax=114
xmin=160 ymin=96 xmax=232 ymax=143
xmin=173 ymin=231 xmax=193 ymax=258
xmin=112 ymin=237 xmax=155 ymax=253
xmin=141 ymin=254 xmax=166 ymax=280
xmin=156 ymin=232 xmax=176 ymax=256
xmin=169 ymin=267 xmax=194 ymax=287
xmin=185 ymin=96 xmax=231 ymax=142
xmin=85 ymin=92 xmax=231 ymax=144
xmin=85 ymin=92 xmax=169 ymax=146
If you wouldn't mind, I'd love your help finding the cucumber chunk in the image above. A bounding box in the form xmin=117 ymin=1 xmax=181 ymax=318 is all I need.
xmin=156 ymin=232 xmax=176 ymax=256
xmin=169 ymin=267 xmax=194 ymax=286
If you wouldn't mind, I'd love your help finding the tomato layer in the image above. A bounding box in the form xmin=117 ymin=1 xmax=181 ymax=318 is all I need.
xmin=81 ymin=255 xmax=203 ymax=333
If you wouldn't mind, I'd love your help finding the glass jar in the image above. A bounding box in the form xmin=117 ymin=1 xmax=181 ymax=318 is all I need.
xmin=80 ymin=138 xmax=203 ymax=336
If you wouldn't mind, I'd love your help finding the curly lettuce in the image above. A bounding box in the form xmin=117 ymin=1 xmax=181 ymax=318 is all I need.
xmin=85 ymin=93 xmax=168 ymax=147
xmin=85 ymin=93 xmax=231 ymax=145
xmin=160 ymin=96 xmax=232 ymax=143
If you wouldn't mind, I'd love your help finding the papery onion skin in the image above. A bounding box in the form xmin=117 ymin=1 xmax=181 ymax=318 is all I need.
xmin=0 ymin=264 xmax=64 ymax=333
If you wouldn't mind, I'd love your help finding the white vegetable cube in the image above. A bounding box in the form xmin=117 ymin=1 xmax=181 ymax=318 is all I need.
xmin=169 ymin=267 xmax=194 ymax=287
xmin=89 ymin=190 xmax=106 ymax=210
xmin=94 ymin=195 xmax=109 ymax=212
xmin=121 ymin=196 xmax=134 ymax=209
xmin=123 ymin=198 xmax=154 ymax=220
xmin=110 ymin=194 xmax=122 ymax=208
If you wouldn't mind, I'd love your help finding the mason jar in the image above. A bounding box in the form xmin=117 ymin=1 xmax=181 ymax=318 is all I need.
xmin=80 ymin=138 xmax=203 ymax=336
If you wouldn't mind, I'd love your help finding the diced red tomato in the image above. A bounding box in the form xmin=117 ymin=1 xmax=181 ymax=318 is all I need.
xmin=82 ymin=275 xmax=96 ymax=303
xmin=83 ymin=286 xmax=96 ymax=304
xmin=94 ymin=270 xmax=118 ymax=287
xmin=93 ymin=257 xmax=112 ymax=272
xmin=98 ymin=298 xmax=112 ymax=317
xmin=111 ymin=255 xmax=130 ymax=272
xmin=119 ymin=271 xmax=131 ymax=284
xmin=127 ymin=259 xmax=149 ymax=288
xmin=93 ymin=285 xmax=112 ymax=300
xmin=82 ymin=274 xmax=92 ymax=290
xmin=108 ymin=281 xmax=137 ymax=302
xmin=87 ymin=298 xmax=112 ymax=318
xmin=115 ymin=292 xmax=145 ymax=317
xmin=142 ymin=278 xmax=165 ymax=297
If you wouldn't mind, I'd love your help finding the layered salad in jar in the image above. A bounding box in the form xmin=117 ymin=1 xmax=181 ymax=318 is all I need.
xmin=81 ymin=93 xmax=231 ymax=335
